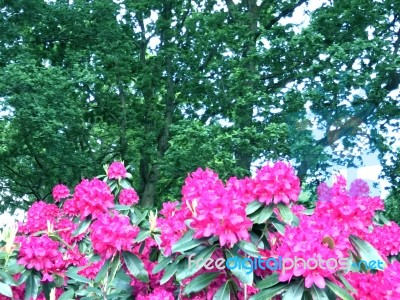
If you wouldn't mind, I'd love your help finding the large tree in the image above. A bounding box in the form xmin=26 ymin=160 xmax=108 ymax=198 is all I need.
xmin=0 ymin=0 xmax=399 ymax=211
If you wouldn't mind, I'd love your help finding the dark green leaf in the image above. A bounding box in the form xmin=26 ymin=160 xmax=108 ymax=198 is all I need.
xmin=249 ymin=283 xmax=286 ymax=300
xmin=134 ymin=230 xmax=151 ymax=243
xmin=176 ymin=245 xmax=217 ymax=281
xmin=94 ymin=258 xmax=111 ymax=283
xmin=236 ymin=241 xmax=260 ymax=257
xmin=73 ymin=217 xmax=91 ymax=237
xmin=212 ymin=281 xmax=231 ymax=300
xmin=152 ymin=256 xmax=173 ymax=274
xmin=249 ymin=205 xmax=274 ymax=224
xmin=66 ymin=269 xmax=92 ymax=284
xmin=246 ymin=201 xmax=264 ymax=215
xmin=277 ymin=204 xmax=294 ymax=225
xmin=160 ymin=259 xmax=180 ymax=285
xmin=24 ymin=273 xmax=40 ymax=300
xmin=349 ymin=235 xmax=387 ymax=268
xmin=256 ymin=273 xmax=280 ymax=289
xmin=326 ymin=280 xmax=354 ymax=300
xmin=282 ymin=280 xmax=304 ymax=300
xmin=122 ymin=252 xmax=149 ymax=283
xmin=184 ymin=272 xmax=220 ymax=295
xmin=172 ymin=230 xmax=203 ymax=253
xmin=335 ymin=272 xmax=356 ymax=294
xmin=17 ymin=270 xmax=32 ymax=285
xmin=225 ymin=249 xmax=253 ymax=285
xmin=310 ymin=285 xmax=329 ymax=300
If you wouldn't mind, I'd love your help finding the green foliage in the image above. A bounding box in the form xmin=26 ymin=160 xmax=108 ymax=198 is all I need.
xmin=1 ymin=0 xmax=399 ymax=211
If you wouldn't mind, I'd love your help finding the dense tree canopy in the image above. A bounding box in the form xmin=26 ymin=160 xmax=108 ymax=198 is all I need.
xmin=0 ymin=0 xmax=399 ymax=212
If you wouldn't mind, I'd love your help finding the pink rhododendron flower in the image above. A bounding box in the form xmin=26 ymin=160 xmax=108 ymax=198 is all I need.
xmin=18 ymin=201 xmax=59 ymax=234
xmin=182 ymin=168 xmax=252 ymax=247
xmin=107 ymin=161 xmax=127 ymax=179
xmin=345 ymin=261 xmax=400 ymax=299
xmin=90 ymin=211 xmax=139 ymax=259
xmin=55 ymin=217 xmax=84 ymax=244
xmin=52 ymin=184 xmax=70 ymax=202
xmin=119 ymin=188 xmax=139 ymax=206
xmin=275 ymin=216 xmax=345 ymax=289
xmin=253 ymin=161 xmax=301 ymax=204
xmin=72 ymin=178 xmax=114 ymax=219
xmin=349 ymin=178 xmax=370 ymax=197
xmin=131 ymin=238 xmax=175 ymax=298
xmin=18 ymin=235 xmax=64 ymax=276
xmin=157 ymin=201 xmax=191 ymax=255
xmin=363 ymin=221 xmax=400 ymax=257
xmin=78 ymin=259 xmax=106 ymax=280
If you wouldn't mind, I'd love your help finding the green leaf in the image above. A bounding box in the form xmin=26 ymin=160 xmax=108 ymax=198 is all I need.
xmin=256 ymin=273 xmax=280 ymax=289
xmin=0 ymin=270 xmax=17 ymax=286
xmin=134 ymin=230 xmax=151 ymax=243
xmin=94 ymin=258 xmax=111 ymax=283
xmin=378 ymin=212 xmax=391 ymax=225
xmin=249 ymin=283 xmax=286 ymax=300
xmin=272 ymin=221 xmax=285 ymax=235
xmin=282 ymin=280 xmax=304 ymax=300
xmin=349 ymin=235 xmax=387 ymax=268
xmin=66 ymin=268 xmax=92 ymax=284
xmin=213 ymin=281 xmax=231 ymax=300
xmin=109 ymin=255 xmax=121 ymax=285
xmin=24 ymin=273 xmax=40 ymax=300
xmin=301 ymin=208 xmax=315 ymax=215
xmin=172 ymin=230 xmax=203 ymax=253
xmin=246 ymin=201 xmax=264 ymax=215
xmin=176 ymin=245 xmax=217 ymax=281
xmin=249 ymin=205 xmax=274 ymax=224
xmin=0 ymin=282 xmax=12 ymax=298
xmin=58 ymin=289 xmax=75 ymax=300
xmin=114 ymin=204 xmax=131 ymax=211
xmin=225 ymin=249 xmax=253 ymax=285
xmin=310 ymin=285 xmax=329 ymax=300
xmin=236 ymin=241 xmax=260 ymax=257
xmin=120 ymin=179 xmax=131 ymax=189
xmin=160 ymin=259 xmax=180 ymax=285
xmin=122 ymin=252 xmax=149 ymax=283
xmin=184 ymin=272 xmax=220 ymax=295
xmin=152 ymin=256 xmax=173 ymax=274
xmin=277 ymin=204 xmax=294 ymax=225
xmin=335 ymin=272 xmax=356 ymax=294
xmin=73 ymin=217 xmax=91 ymax=237
xmin=325 ymin=280 xmax=354 ymax=300
xmin=17 ymin=270 xmax=32 ymax=285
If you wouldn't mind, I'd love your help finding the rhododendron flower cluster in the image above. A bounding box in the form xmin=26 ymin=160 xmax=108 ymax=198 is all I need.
xmin=18 ymin=235 xmax=64 ymax=276
xmin=52 ymin=184 xmax=70 ymax=202
xmin=90 ymin=211 xmax=139 ymax=259
xmin=157 ymin=201 xmax=192 ymax=255
xmin=78 ymin=259 xmax=105 ymax=280
xmin=274 ymin=216 xmax=345 ymax=288
xmin=18 ymin=201 xmax=59 ymax=234
xmin=252 ymin=161 xmax=301 ymax=204
xmin=363 ymin=221 xmax=400 ymax=257
xmin=107 ymin=161 xmax=127 ymax=179
xmin=182 ymin=168 xmax=252 ymax=247
xmin=71 ymin=178 xmax=114 ymax=219
xmin=4 ymin=160 xmax=400 ymax=300
xmin=131 ymin=238 xmax=175 ymax=298
xmin=345 ymin=261 xmax=400 ymax=299
xmin=314 ymin=175 xmax=383 ymax=233
xmin=119 ymin=188 xmax=139 ymax=206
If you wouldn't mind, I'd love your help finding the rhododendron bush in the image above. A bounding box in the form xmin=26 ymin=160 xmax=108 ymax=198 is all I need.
xmin=0 ymin=161 xmax=399 ymax=300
